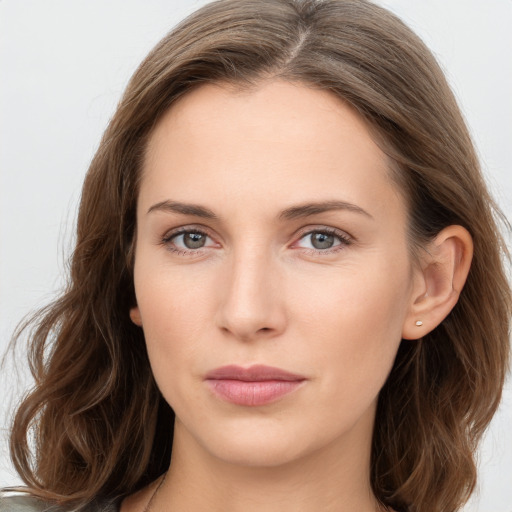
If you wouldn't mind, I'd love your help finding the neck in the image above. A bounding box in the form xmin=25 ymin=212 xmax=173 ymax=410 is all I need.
xmin=154 ymin=417 xmax=382 ymax=512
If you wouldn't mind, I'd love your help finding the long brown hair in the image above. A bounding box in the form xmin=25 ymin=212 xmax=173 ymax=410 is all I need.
xmin=8 ymin=1 xmax=511 ymax=511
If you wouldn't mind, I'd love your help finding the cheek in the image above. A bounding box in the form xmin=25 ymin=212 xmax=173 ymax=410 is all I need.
xmin=294 ymin=255 xmax=410 ymax=333
xmin=133 ymin=257 xmax=231 ymax=411
xmin=292 ymin=258 xmax=411 ymax=402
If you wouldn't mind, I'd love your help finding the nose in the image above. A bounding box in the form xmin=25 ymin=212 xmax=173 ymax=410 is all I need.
xmin=215 ymin=248 xmax=287 ymax=342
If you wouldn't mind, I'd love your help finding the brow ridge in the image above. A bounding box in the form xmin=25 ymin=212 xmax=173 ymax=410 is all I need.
xmin=278 ymin=200 xmax=373 ymax=220
xmin=147 ymin=199 xmax=372 ymax=220
xmin=147 ymin=200 xmax=217 ymax=218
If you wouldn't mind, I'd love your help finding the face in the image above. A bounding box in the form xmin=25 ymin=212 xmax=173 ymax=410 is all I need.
xmin=131 ymin=80 xmax=421 ymax=469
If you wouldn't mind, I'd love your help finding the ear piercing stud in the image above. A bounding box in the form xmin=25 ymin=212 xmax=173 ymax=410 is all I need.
xmin=415 ymin=320 xmax=423 ymax=327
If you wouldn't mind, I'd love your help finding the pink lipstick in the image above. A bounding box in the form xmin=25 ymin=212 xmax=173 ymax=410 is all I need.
xmin=205 ymin=365 xmax=306 ymax=406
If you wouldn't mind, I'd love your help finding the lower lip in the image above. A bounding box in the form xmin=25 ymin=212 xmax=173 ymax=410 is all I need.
xmin=206 ymin=379 xmax=304 ymax=406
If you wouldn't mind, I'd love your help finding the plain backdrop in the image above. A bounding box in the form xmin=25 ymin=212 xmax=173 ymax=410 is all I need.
xmin=1 ymin=1 xmax=511 ymax=510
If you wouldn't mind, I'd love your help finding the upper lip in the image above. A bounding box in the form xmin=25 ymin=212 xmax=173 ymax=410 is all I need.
xmin=205 ymin=364 xmax=306 ymax=382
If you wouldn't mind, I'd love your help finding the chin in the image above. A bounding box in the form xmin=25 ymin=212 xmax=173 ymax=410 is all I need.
xmin=208 ymin=434 xmax=310 ymax=469
xmin=179 ymin=413 xmax=335 ymax=470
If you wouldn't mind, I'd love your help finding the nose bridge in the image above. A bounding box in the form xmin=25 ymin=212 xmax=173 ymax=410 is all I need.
xmin=216 ymin=240 xmax=285 ymax=340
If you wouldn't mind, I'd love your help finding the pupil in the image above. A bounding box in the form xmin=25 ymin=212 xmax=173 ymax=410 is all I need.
xmin=184 ymin=232 xmax=205 ymax=249
xmin=312 ymin=232 xmax=334 ymax=249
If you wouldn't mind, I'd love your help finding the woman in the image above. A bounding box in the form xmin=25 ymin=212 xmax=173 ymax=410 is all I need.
xmin=1 ymin=0 xmax=510 ymax=511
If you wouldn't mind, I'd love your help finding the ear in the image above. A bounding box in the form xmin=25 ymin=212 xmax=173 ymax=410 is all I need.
xmin=129 ymin=306 xmax=143 ymax=327
xmin=402 ymin=225 xmax=473 ymax=340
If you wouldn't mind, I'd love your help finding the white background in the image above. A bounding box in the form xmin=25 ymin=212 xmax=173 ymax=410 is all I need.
xmin=1 ymin=1 xmax=511 ymax=510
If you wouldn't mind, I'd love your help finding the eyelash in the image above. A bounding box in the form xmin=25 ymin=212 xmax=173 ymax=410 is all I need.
xmin=160 ymin=226 xmax=352 ymax=257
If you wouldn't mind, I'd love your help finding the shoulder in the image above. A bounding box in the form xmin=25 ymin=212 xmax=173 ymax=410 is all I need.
xmin=0 ymin=493 xmax=119 ymax=512
xmin=0 ymin=494 xmax=60 ymax=512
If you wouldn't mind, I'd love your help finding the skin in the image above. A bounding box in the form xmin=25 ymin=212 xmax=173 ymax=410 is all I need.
xmin=125 ymin=80 xmax=472 ymax=512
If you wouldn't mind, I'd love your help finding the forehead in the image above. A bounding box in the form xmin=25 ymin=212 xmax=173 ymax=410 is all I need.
xmin=140 ymin=80 xmax=405 ymax=223
xmin=146 ymin=80 xmax=384 ymax=168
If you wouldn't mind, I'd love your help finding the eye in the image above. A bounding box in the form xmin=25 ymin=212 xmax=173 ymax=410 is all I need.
xmin=162 ymin=228 xmax=217 ymax=254
xmin=294 ymin=228 xmax=351 ymax=253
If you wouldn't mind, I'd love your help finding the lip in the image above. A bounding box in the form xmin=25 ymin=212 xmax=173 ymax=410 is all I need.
xmin=205 ymin=365 xmax=306 ymax=407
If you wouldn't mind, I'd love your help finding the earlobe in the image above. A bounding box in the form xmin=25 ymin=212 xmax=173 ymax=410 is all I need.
xmin=402 ymin=225 xmax=473 ymax=340
xmin=130 ymin=306 xmax=143 ymax=327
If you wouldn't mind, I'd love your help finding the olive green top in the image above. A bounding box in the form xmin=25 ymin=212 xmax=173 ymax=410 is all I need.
xmin=0 ymin=494 xmax=119 ymax=512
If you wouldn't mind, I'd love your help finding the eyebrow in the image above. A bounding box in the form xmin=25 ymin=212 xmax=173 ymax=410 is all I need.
xmin=147 ymin=199 xmax=372 ymax=220
xmin=147 ymin=200 xmax=218 ymax=218
xmin=278 ymin=200 xmax=373 ymax=220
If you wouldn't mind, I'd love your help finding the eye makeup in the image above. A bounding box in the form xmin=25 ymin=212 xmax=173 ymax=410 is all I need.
xmin=158 ymin=224 xmax=353 ymax=258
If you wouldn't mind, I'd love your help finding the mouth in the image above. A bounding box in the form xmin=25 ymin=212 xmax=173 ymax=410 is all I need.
xmin=204 ymin=364 xmax=306 ymax=407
